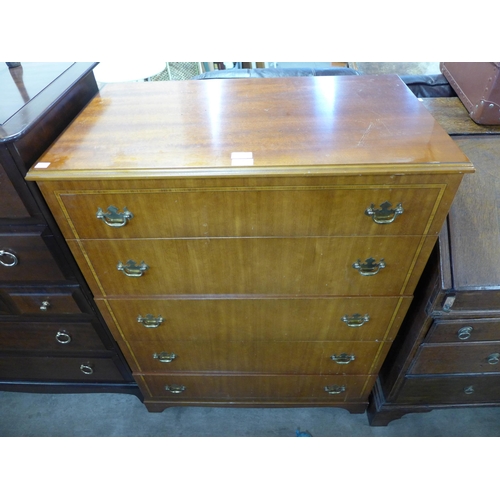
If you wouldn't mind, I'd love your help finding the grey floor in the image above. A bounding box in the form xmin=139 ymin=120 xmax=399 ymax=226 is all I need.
xmin=1 ymin=390 xmax=499 ymax=436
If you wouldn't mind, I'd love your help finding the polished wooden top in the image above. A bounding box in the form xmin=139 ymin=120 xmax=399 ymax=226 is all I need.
xmin=28 ymin=75 xmax=473 ymax=180
xmin=0 ymin=62 xmax=97 ymax=142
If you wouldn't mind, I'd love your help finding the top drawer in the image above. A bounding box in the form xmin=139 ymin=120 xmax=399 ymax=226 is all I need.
xmin=55 ymin=185 xmax=444 ymax=239
xmin=0 ymin=162 xmax=30 ymax=219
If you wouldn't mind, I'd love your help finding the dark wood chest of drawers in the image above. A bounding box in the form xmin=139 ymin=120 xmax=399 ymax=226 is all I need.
xmin=368 ymin=97 xmax=500 ymax=425
xmin=0 ymin=63 xmax=139 ymax=395
xmin=27 ymin=76 xmax=472 ymax=412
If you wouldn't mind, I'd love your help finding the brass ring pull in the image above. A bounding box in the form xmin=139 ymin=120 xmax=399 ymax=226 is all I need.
xmin=464 ymin=386 xmax=474 ymax=395
xmin=0 ymin=250 xmax=18 ymax=267
xmin=352 ymin=258 xmax=385 ymax=276
xmin=55 ymin=330 xmax=72 ymax=344
xmin=153 ymin=352 xmax=177 ymax=363
xmin=40 ymin=300 xmax=50 ymax=311
xmin=342 ymin=313 xmax=370 ymax=327
xmin=324 ymin=385 xmax=346 ymax=395
xmin=80 ymin=363 xmax=94 ymax=375
xmin=365 ymin=202 xmax=404 ymax=224
xmin=165 ymin=384 xmax=186 ymax=394
xmin=487 ymin=353 xmax=500 ymax=365
xmin=117 ymin=260 xmax=149 ymax=277
xmin=96 ymin=206 xmax=133 ymax=227
xmin=457 ymin=327 xmax=473 ymax=340
xmin=137 ymin=314 xmax=164 ymax=328
xmin=330 ymin=353 xmax=356 ymax=365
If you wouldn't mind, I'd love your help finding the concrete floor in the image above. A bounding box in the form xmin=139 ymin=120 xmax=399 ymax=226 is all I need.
xmin=1 ymin=390 xmax=499 ymax=436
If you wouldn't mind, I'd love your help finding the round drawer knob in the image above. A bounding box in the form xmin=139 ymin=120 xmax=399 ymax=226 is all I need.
xmin=80 ymin=363 xmax=94 ymax=375
xmin=457 ymin=327 xmax=473 ymax=340
xmin=0 ymin=250 xmax=18 ymax=267
xmin=55 ymin=330 xmax=72 ymax=344
xmin=487 ymin=353 xmax=500 ymax=365
xmin=464 ymin=386 xmax=475 ymax=395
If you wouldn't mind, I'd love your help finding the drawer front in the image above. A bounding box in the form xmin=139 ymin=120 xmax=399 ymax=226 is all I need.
xmin=0 ymin=163 xmax=30 ymax=219
xmin=0 ymin=321 xmax=107 ymax=351
xmin=0 ymin=231 xmax=65 ymax=282
xmin=78 ymin=236 xmax=424 ymax=297
xmin=124 ymin=340 xmax=390 ymax=375
xmin=410 ymin=343 xmax=500 ymax=375
xmin=0 ymin=355 xmax=125 ymax=382
xmin=5 ymin=288 xmax=85 ymax=315
xmin=399 ymin=374 xmax=500 ymax=404
xmin=57 ymin=185 xmax=442 ymax=239
xmin=100 ymin=297 xmax=411 ymax=343
xmin=426 ymin=319 xmax=500 ymax=343
xmin=138 ymin=373 xmax=376 ymax=401
xmin=430 ymin=290 xmax=500 ymax=316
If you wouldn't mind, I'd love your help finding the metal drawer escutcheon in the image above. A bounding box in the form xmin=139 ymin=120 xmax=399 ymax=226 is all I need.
xmin=138 ymin=314 xmax=164 ymax=328
xmin=352 ymin=257 xmax=385 ymax=276
xmin=117 ymin=260 xmax=149 ymax=277
xmin=324 ymin=385 xmax=346 ymax=395
xmin=0 ymin=250 xmax=18 ymax=267
xmin=96 ymin=206 xmax=133 ymax=227
xmin=165 ymin=384 xmax=186 ymax=394
xmin=330 ymin=353 xmax=356 ymax=365
xmin=153 ymin=352 xmax=177 ymax=363
xmin=365 ymin=201 xmax=403 ymax=224
xmin=342 ymin=313 xmax=370 ymax=327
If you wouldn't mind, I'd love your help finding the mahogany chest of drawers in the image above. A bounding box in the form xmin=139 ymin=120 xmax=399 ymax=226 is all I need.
xmin=27 ymin=75 xmax=472 ymax=412
xmin=368 ymin=97 xmax=500 ymax=425
xmin=0 ymin=63 xmax=138 ymax=395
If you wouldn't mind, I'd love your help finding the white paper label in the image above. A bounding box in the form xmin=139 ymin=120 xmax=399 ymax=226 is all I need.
xmin=34 ymin=162 xmax=51 ymax=169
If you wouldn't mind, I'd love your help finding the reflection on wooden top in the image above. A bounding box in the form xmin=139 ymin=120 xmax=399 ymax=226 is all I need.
xmin=28 ymin=75 xmax=473 ymax=180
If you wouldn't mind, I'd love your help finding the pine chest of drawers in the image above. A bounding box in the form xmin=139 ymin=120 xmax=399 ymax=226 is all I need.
xmin=27 ymin=75 xmax=473 ymax=412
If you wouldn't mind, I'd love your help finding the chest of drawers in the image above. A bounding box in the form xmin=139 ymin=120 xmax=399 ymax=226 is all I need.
xmin=27 ymin=76 xmax=472 ymax=412
xmin=0 ymin=63 xmax=138 ymax=395
xmin=368 ymin=97 xmax=500 ymax=425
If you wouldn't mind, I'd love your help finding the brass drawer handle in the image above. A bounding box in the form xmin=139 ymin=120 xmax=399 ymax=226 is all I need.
xmin=352 ymin=258 xmax=385 ymax=276
xmin=0 ymin=250 xmax=18 ymax=267
xmin=457 ymin=326 xmax=473 ymax=340
xmin=96 ymin=206 xmax=133 ymax=227
xmin=55 ymin=330 xmax=72 ymax=344
xmin=464 ymin=386 xmax=474 ymax=395
xmin=324 ymin=385 xmax=346 ymax=395
xmin=117 ymin=260 xmax=149 ymax=277
xmin=80 ymin=363 xmax=94 ymax=375
xmin=487 ymin=353 xmax=500 ymax=365
xmin=40 ymin=300 xmax=51 ymax=311
xmin=138 ymin=314 xmax=164 ymax=328
xmin=365 ymin=201 xmax=403 ymax=224
xmin=330 ymin=353 xmax=356 ymax=365
xmin=342 ymin=313 xmax=370 ymax=327
xmin=153 ymin=352 xmax=177 ymax=363
xmin=165 ymin=384 xmax=186 ymax=394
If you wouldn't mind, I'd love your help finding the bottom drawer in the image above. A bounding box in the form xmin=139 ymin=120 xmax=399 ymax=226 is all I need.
xmin=399 ymin=374 xmax=500 ymax=404
xmin=137 ymin=374 xmax=376 ymax=402
xmin=0 ymin=355 xmax=126 ymax=382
